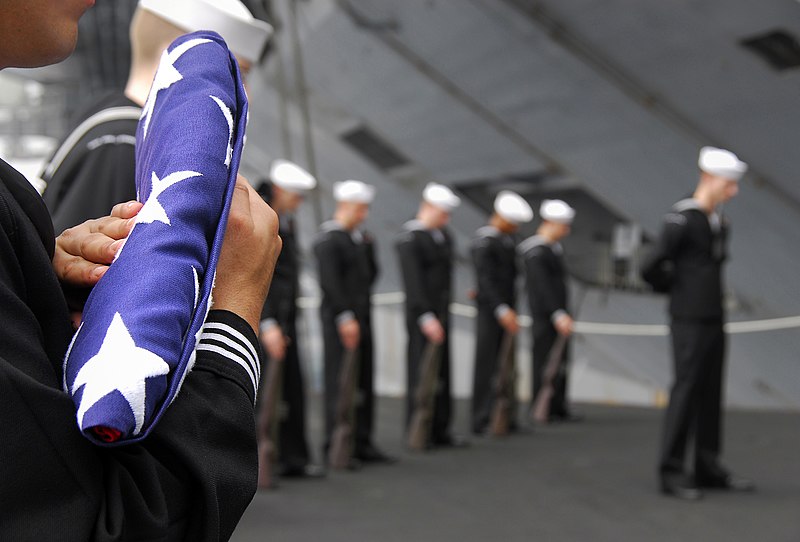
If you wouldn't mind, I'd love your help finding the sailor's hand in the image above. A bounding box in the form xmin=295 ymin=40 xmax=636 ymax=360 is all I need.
xmin=338 ymin=318 xmax=361 ymax=351
xmin=421 ymin=317 xmax=445 ymax=345
xmin=498 ymin=309 xmax=520 ymax=335
xmin=261 ymin=325 xmax=288 ymax=361
xmin=213 ymin=175 xmax=282 ymax=333
xmin=554 ymin=314 xmax=574 ymax=336
xmin=53 ymin=200 xmax=142 ymax=287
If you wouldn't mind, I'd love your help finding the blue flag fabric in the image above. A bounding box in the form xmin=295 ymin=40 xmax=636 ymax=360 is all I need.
xmin=63 ymin=31 xmax=249 ymax=445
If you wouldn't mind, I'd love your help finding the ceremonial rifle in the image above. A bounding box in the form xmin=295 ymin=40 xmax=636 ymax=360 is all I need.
xmin=256 ymin=353 xmax=283 ymax=489
xmin=530 ymin=333 xmax=568 ymax=424
xmin=328 ymin=347 xmax=360 ymax=469
xmin=529 ymin=284 xmax=587 ymax=424
xmin=407 ymin=342 xmax=442 ymax=450
xmin=489 ymin=332 xmax=516 ymax=436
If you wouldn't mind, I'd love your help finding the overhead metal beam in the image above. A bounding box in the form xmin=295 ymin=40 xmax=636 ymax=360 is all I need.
xmin=501 ymin=0 xmax=800 ymax=214
xmin=337 ymin=0 xmax=566 ymax=177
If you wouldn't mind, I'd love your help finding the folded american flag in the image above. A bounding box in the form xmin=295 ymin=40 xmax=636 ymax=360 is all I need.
xmin=63 ymin=31 xmax=249 ymax=445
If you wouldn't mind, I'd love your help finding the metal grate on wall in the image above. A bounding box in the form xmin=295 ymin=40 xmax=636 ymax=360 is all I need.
xmin=741 ymin=29 xmax=800 ymax=71
xmin=340 ymin=125 xmax=411 ymax=171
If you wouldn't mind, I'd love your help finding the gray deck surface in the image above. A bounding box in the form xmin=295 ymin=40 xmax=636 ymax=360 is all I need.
xmin=232 ymin=398 xmax=800 ymax=542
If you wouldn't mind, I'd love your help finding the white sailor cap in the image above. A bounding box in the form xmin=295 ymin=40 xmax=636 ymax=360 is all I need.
xmin=334 ymin=179 xmax=375 ymax=203
xmin=422 ymin=182 xmax=461 ymax=212
xmin=698 ymin=146 xmax=747 ymax=181
xmin=269 ymin=159 xmax=316 ymax=193
xmin=540 ymin=199 xmax=575 ymax=225
xmin=139 ymin=0 xmax=273 ymax=64
xmin=494 ymin=190 xmax=533 ymax=224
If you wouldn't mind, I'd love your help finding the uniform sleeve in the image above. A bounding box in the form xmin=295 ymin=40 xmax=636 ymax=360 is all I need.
xmin=91 ymin=309 xmax=259 ymax=541
xmin=364 ymin=234 xmax=380 ymax=286
xmin=395 ymin=232 xmax=433 ymax=320
xmin=641 ymin=213 xmax=685 ymax=293
xmin=1 ymin=285 xmax=258 ymax=540
xmin=260 ymin=258 xmax=293 ymax=328
xmin=119 ymin=309 xmax=259 ymax=541
xmin=471 ymin=237 xmax=506 ymax=314
xmin=313 ymin=233 xmax=354 ymax=319
xmin=260 ymin=283 xmax=283 ymax=325
xmin=46 ymin=139 xmax=138 ymax=235
xmin=524 ymin=248 xmax=566 ymax=317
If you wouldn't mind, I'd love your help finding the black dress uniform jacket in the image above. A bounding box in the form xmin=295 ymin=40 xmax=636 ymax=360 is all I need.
xmin=395 ymin=220 xmax=454 ymax=442
xmin=313 ymin=221 xmax=379 ymax=452
xmin=470 ymin=226 xmax=518 ymax=433
xmin=257 ymin=182 xmax=312 ymax=471
xmin=0 ymin=158 xmax=259 ymax=542
xmin=519 ymin=235 xmax=571 ymax=417
xmin=42 ymin=92 xmax=141 ymax=234
xmin=642 ymin=199 xmax=731 ymax=479
xmin=641 ymin=199 xmax=728 ymax=321
xmin=520 ymin=236 xmax=569 ymax=319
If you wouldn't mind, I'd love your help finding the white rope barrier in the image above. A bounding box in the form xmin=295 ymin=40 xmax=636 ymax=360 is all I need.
xmin=725 ymin=315 xmax=800 ymax=334
xmin=297 ymin=291 xmax=800 ymax=336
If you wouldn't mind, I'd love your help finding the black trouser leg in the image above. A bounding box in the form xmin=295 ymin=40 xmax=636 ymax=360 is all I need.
xmin=659 ymin=321 xmax=720 ymax=475
xmin=531 ymin=320 xmax=556 ymax=409
xmin=471 ymin=308 xmax=502 ymax=433
xmin=279 ymin=337 xmax=310 ymax=469
xmin=431 ymin=337 xmax=452 ymax=442
xmin=322 ymin=319 xmax=341 ymax=451
xmin=694 ymin=323 xmax=725 ymax=478
xmin=355 ymin=321 xmax=375 ymax=451
xmin=405 ymin=321 xmax=425 ymax=431
xmin=551 ymin=340 xmax=571 ymax=417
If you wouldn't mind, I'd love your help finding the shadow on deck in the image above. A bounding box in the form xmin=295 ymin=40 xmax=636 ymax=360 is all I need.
xmin=232 ymin=397 xmax=800 ymax=542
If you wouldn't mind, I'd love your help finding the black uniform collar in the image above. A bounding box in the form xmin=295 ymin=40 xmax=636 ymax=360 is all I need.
xmin=672 ymin=198 xmax=714 ymax=215
xmin=321 ymin=219 xmax=364 ymax=243
xmin=404 ymin=218 xmax=446 ymax=244
xmin=673 ymin=198 xmax=723 ymax=232
xmin=320 ymin=219 xmax=342 ymax=232
xmin=477 ymin=224 xmax=515 ymax=246
xmin=477 ymin=225 xmax=500 ymax=236
xmin=518 ymin=234 xmax=561 ymax=256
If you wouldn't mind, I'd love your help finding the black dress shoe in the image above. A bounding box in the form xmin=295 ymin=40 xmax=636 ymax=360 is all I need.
xmin=323 ymin=453 xmax=363 ymax=471
xmin=280 ymin=463 xmax=327 ymax=478
xmin=432 ymin=434 xmax=470 ymax=449
xmin=697 ymin=473 xmax=755 ymax=492
xmin=257 ymin=472 xmax=280 ymax=490
xmin=509 ymin=423 xmax=533 ymax=435
xmin=355 ymin=444 xmax=398 ymax=464
xmin=660 ymin=474 xmax=703 ymax=501
xmin=472 ymin=429 xmax=488 ymax=437
xmin=550 ymin=412 xmax=584 ymax=423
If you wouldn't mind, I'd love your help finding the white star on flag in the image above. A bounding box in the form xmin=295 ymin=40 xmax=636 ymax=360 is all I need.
xmin=72 ymin=312 xmax=170 ymax=436
xmin=136 ymin=170 xmax=202 ymax=226
xmin=140 ymin=38 xmax=212 ymax=140
xmin=210 ymin=95 xmax=234 ymax=167
xmin=192 ymin=266 xmax=200 ymax=309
